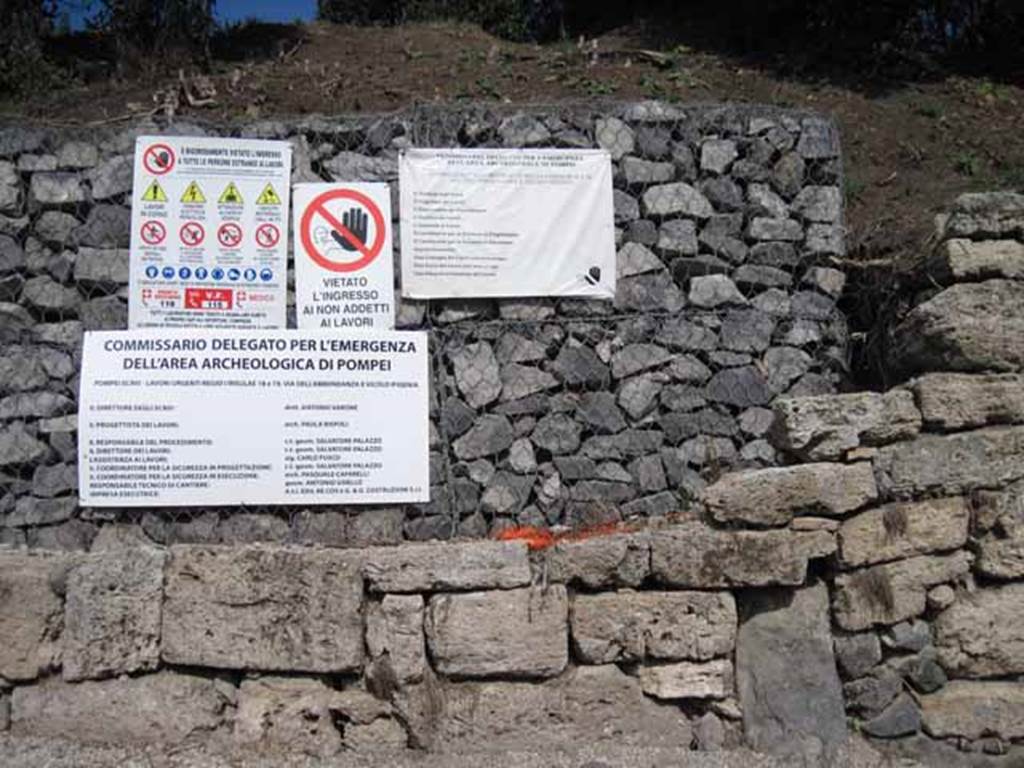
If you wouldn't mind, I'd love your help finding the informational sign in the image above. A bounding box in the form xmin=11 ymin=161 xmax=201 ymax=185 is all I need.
xmin=399 ymin=148 xmax=616 ymax=299
xmin=128 ymin=136 xmax=292 ymax=330
xmin=293 ymin=183 xmax=395 ymax=330
xmin=78 ymin=328 xmax=429 ymax=507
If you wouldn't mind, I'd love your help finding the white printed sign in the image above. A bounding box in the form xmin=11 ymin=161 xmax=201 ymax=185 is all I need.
xmin=128 ymin=136 xmax=292 ymax=329
xmin=78 ymin=328 xmax=429 ymax=507
xmin=294 ymin=183 xmax=395 ymax=330
xmin=399 ymin=148 xmax=616 ymax=299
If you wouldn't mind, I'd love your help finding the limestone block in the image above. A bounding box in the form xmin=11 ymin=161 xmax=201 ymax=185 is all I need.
xmin=650 ymin=522 xmax=822 ymax=587
xmin=832 ymin=551 xmax=971 ymax=631
xmin=542 ymin=532 xmax=650 ymax=588
xmin=363 ymin=539 xmax=530 ymax=593
xmin=571 ymin=590 xmax=736 ymax=664
xmin=934 ymin=583 xmax=1024 ymax=677
xmin=771 ymin=390 xmax=921 ymax=460
xmin=437 ymin=664 xmax=693 ymax=751
xmin=11 ymin=672 xmax=231 ymax=744
xmin=425 ymin=586 xmax=567 ymax=679
xmin=910 ymin=373 xmax=1024 ymax=430
xmin=891 ymin=280 xmax=1024 ymax=374
xmin=942 ymin=191 xmax=1024 ymax=240
xmin=873 ymin=425 xmax=1024 ymax=498
xmin=837 ymin=497 xmax=969 ymax=568
xmin=63 ymin=547 xmax=165 ymax=681
xmin=235 ymin=677 xmax=344 ymax=756
xmin=365 ymin=594 xmax=426 ymax=684
xmin=702 ymin=462 xmax=877 ymax=526
xmin=0 ymin=553 xmax=67 ymax=681
xmin=919 ymin=681 xmax=1024 ymax=740
xmin=929 ymin=238 xmax=1024 ymax=282
xmin=161 ymin=546 xmax=364 ymax=673
xmin=638 ymin=659 xmax=733 ymax=700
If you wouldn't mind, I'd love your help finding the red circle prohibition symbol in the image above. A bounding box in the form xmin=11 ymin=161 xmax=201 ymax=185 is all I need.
xmin=217 ymin=222 xmax=243 ymax=248
xmin=179 ymin=221 xmax=205 ymax=247
xmin=300 ymin=188 xmax=386 ymax=273
xmin=139 ymin=220 xmax=166 ymax=246
xmin=142 ymin=143 xmax=175 ymax=175
xmin=255 ymin=222 xmax=281 ymax=249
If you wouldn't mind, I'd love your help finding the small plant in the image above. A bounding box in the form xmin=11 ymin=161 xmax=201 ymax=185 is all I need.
xmin=914 ymin=103 xmax=942 ymax=119
xmin=844 ymin=175 xmax=867 ymax=203
xmin=954 ymin=150 xmax=982 ymax=177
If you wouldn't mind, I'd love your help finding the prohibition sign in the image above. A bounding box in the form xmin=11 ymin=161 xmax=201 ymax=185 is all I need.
xmin=254 ymin=222 xmax=280 ymax=249
xmin=139 ymin=220 xmax=166 ymax=246
xmin=142 ymin=143 xmax=175 ymax=175
xmin=300 ymin=188 xmax=385 ymax=273
xmin=179 ymin=221 xmax=205 ymax=247
xmin=217 ymin=222 xmax=243 ymax=248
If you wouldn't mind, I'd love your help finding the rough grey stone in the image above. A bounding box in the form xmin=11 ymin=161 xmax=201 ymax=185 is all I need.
xmin=771 ymin=153 xmax=805 ymax=198
xmin=616 ymin=242 xmax=664 ymax=278
xmin=802 ymin=266 xmax=846 ymax=298
xmin=638 ymin=659 xmax=733 ymax=700
xmin=792 ymin=186 xmax=842 ymax=222
xmin=0 ymin=422 xmax=49 ymax=468
xmin=11 ymin=672 xmax=231 ymax=744
xmin=450 ymin=342 xmax=501 ymax=409
xmin=791 ymin=290 xmax=836 ymax=320
xmin=7 ymin=495 xmax=76 ymax=527
xmin=747 ymin=183 xmax=789 ymax=218
xmin=481 ymin=471 xmax=532 ymax=516
xmin=80 ymin=296 xmax=127 ymax=330
xmin=73 ymin=247 xmax=129 ymax=286
xmin=688 ymin=275 xmax=746 ymax=308
xmin=31 ymin=462 xmax=76 ymax=498
xmin=656 ymin=219 xmax=698 ymax=255
xmin=452 ymin=415 xmax=515 ymax=460
xmin=657 ymin=318 xmax=717 ymax=351
xmin=610 ymin=344 xmax=673 ymax=379
xmin=705 ymin=365 xmax=772 ymax=407
xmin=576 ymin=392 xmax=627 ymax=434
xmin=323 ymin=151 xmax=396 ymax=182
xmin=33 ymin=211 xmax=79 ymax=244
xmin=87 ymin=155 xmax=133 ymax=200
xmin=531 ymin=413 xmax=582 ymax=455
xmin=834 ymin=633 xmax=882 ymax=679
xmin=614 ymin=271 xmax=686 ymax=313
xmin=884 ymin=620 xmax=932 ymax=653
xmin=625 ymin=219 xmax=657 ymax=245
xmin=747 ymin=217 xmax=803 ymax=241
xmin=736 ymin=582 xmax=847 ymax=760
xmin=620 ymin=156 xmax=674 ymax=185
xmin=699 ymin=177 xmax=744 ymax=212
xmin=720 ymin=310 xmax=776 ymax=353
xmin=659 ymin=384 xmax=706 ymax=412
xmin=30 ymin=173 xmax=86 ymax=206
xmin=797 ymin=118 xmax=840 ymax=159
xmin=0 ymin=391 xmax=72 ymax=420
xmin=612 ymin=189 xmax=640 ymax=224
xmin=552 ymin=344 xmax=609 ymax=388
xmin=942 ymin=191 xmax=1024 ymax=239
xmin=642 ymin=182 xmax=713 ymax=218
xmin=161 ymin=546 xmax=364 ymax=672
xmin=844 ymin=670 xmax=902 ymax=717
xmin=21 ymin=275 xmax=81 ymax=315
xmin=426 ymin=586 xmax=567 ymax=679
xmin=734 ymin=265 xmax=792 ymax=292
xmin=73 ymin=203 xmax=130 ymax=247
xmin=806 ymin=224 xmax=845 ymax=256
xmin=862 ymin=693 xmax=920 ymax=738
xmin=700 ymin=140 xmax=738 ymax=174
xmin=56 ymin=141 xmax=98 ymax=170
xmin=617 ymin=374 xmax=663 ymax=420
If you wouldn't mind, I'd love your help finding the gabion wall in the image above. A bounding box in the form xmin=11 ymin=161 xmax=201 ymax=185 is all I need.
xmin=0 ymin=101 xmax=848 ymax=549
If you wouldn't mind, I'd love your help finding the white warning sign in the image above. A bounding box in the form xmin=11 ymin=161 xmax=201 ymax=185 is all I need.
xmin=294 ymin=183 xmax=395 ymax=330
xmin=399 ymin=148 xmax=616 ymax=299
xmin=128 ymin=136 xmax=292 ymax=330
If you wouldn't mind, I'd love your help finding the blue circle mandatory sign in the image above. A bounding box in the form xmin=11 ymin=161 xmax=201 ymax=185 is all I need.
xmin=195 ymin=267 xmax=208 ymax=280
xmin=260 ymin=268 xmax=273 ymax=282
xmin=179 ymin=266 xmax=192 ymax=280
xmin=162 ymin=266 xmax=175 ymax=279
xmin=212 ymin=268 xmax=225 ymax=281
xmin=145 ymin=265 xmax=159 ymax=279
xmin=228 ymin=268 xmax=241 ymax=281
xmin=243 ymin=268 xmax=257 ymax=281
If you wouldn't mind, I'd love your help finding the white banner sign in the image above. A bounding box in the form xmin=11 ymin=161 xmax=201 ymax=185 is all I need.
xmin=293 ymin=183 xmax=395 ymax=330
xmin=78 ymin=329 xmax=429 ymax=507
xmin=128 ymin=136 xmax=292 ymax=330
xmin=399 ymin=148 xmax=616 ymax=299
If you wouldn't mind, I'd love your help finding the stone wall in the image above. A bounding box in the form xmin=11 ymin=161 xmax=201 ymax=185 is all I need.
xmin=0 ymin=101 xmax=847 ymax=548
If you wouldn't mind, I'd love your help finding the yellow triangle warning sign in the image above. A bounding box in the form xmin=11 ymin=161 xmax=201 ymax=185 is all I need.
xmin=255 ymin=183 xmax=282 ymax=206
xmin=218 ymin=182 xmax=244 ymax=205
xmin=180 ymin=180 xmax=206 ymax=204
xmin=141 ymin=180 xmax=168 ymax=202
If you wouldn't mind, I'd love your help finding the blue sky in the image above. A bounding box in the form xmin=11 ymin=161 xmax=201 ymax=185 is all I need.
xmin=63 ymin=0 xmax=316 ymax=29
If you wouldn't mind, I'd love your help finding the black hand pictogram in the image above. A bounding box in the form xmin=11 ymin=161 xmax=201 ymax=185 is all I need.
xmin=331 ymin=207 xmax=369 ymax=252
